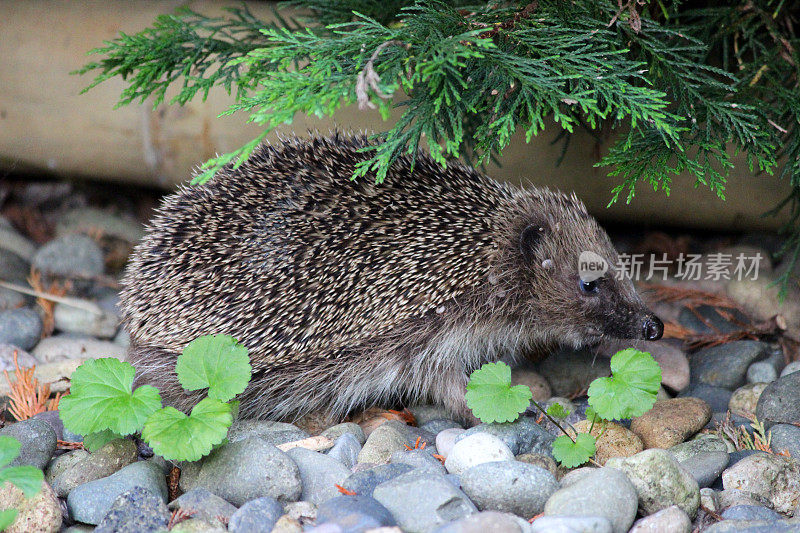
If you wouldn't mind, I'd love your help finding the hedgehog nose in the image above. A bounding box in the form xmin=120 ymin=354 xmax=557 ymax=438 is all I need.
xmin=643 ymin=315 xmax=664 ymax=341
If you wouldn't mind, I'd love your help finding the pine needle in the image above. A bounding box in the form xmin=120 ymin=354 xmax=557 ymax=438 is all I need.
xmin=2 ymin=350 xmax=61 ymax=421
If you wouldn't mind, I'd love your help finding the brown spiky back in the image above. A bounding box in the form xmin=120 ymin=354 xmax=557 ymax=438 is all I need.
xmin=120 ymin=134 xmax=525 ymax=368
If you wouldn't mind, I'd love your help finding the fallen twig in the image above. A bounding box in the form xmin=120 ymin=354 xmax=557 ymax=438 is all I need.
xmin=0 ymin=280 xmax=103 ymax=314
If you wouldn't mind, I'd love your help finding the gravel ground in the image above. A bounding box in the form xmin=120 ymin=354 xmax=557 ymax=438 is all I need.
xmin=0 ymin=179 xmax=799 ymax=533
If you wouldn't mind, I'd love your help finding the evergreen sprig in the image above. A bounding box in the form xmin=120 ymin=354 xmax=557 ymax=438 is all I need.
xmin=76 ymin=0 xmax=800 ymax=295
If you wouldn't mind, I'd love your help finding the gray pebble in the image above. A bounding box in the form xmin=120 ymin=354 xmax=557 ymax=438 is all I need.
xmin=456 ymin=416 xmax=555 ymax=456
xmin=0 ymin=418 xmax=57 ymax=470
xmin=746 ymin=361 xmax=778 ymax=384
xmin=373 ymin=470 xmax=477 ymax=533
xmin=461 ymin=461 xmax=558 ymax=517
xmin=341 ymin=463 xmax=414 ymax=497
xmin=226 ymin=419 xmax=310 ymax=446
xmin=769 ymin=424 xmax=800 ymax=460
xmin=721 ymin=452 xmax=800 ymax=514
xmin=228 ymin=496 xmax=283 ymax=533
xmin=606 ymin=449 xmax=700 ymax=519
xmin=756 ymin=372 xmax=800 ymax=428
xmin=435 ymin=511 xmax=529 ymax=533
xmin=678 ymin=383 xmax=733 ymax=413
xmin=56 ymin=207 xmax=145 ymax=244
xmin=0 ymin=249 xmax=31 ymax=283
xmin=531 ymin=515 xmax=613 ymax=533
xmin=32 ymin=334 xmax=125 ymax=363
xmin=168 ymin=488 xmax=237 ymax=524
xmin=780 ymin=361 xmax=800 ymax=378
xmin=179 ymin=436 xmax=301 ymax=506
xmin=316 ymin=495 xmax=396 ymax=532
xmin=0 ymin=308 xmax=43 ymax=351
xmin=321 ymin=423 xmax=366 ymax=446
xmin=721 ymin=505 xmax=781 ymax=522
xmin=689 ymin=341 xmax=769 ymax=389
xmin=45 ymin=449 xmax=90 ymax=485
xmin=94 ymin=486 xmax=169 ymax=533
xmin=420 ymin=419 xmax=463 ymax=434
xmin=544 ymin=467 xmax=638 ymax=533
xmin=32 ymin=410 xmax=65 ymax=441
xmin=0 ymin=287 xmax=27 ymax=311
xmin=678 ymin=451 xmax=729 ymax=488
xmin=0 ymin=224 xmax=35 ymax=262
xmin=390 ymin=448 xmax=446 ymax=475
xmin=287 ymin=447 xmax=351 ymax=505
xmin=629 ymin=505 xmax=691 ymax=533
xmin=51 ymin=438 xmax=138 ymax=497
xmin=408 ymin=405 xmax=453 ymax=426
xmin=67 ymin=461 xmax=168 ymax=525
xmin=0 ymin=343 xmax=35 ymax=372
xmin=326 ymin=433 xmax=362 ymax=469
xmin=357 ymin=420 xmax=423 ymax=464
xmin=668 ymin=435 xmax=729 ymax=462
xmin=704 ymin=519 xmax=800 ymax=533
xmin=53 ymin=302 xmax=118 ymax=339
xmin=32 ymin=234 xmax=104 ymax=279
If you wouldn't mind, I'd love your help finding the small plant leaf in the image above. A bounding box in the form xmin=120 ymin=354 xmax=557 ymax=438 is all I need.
xmin=176 ymin=335 xmax=252 ymax=402
xmin=546 ymin=402 xmax=571 ymax=419
xmin=141 ymin=398 xmax=234 ymax=462
xmin=0 ymin=466 xmax=43 ymax=498
xmin=0 ymin=509 xmax=17 ymax=530
xmin=588 ymin=349 xmax=661 ymax=421
xmin=59 ymin=358 xmax=163 ymax=437
xmin=83 ymin=430 xmax=124 ymax=452
xmin=552 ymin=433 xmax=596 ymax=468
xmin=0 ymin=437 xmax=21 ymax=468
xmin=465 ymin=362 xmax=532 ymax=424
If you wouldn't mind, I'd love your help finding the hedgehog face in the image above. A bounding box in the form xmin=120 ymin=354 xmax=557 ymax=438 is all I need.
xmin=515 ymin=208 xmax=663 ymax=347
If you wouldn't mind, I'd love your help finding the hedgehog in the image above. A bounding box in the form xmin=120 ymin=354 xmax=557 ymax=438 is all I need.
xmin=120 ymin=133 xmax=663 ymax=424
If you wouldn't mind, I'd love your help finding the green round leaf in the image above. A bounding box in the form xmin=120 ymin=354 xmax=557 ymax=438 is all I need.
xmin=83 ymin=430 xmax=124 ymax=452
xmin=551 ymin=433 xmax=596 ymax=468
xmin=0 ymin=437 xmax=21 ymax=468
xmin=141 ymin=398 xmax=234 ymax=462
xmin=587 ymin=349 xmax=661 ymax=421
xmin=176 ymin=335 xmax=252 ymax=402
xmin=465 ymin=362 xmax=532 ymax=424
xmin=0 ymin=466 xmax=43 ymax=498
xmin=59 ymin=358 xmax=162 ymax=437
xmin=0 ymin=509 xmax=18 ymax=531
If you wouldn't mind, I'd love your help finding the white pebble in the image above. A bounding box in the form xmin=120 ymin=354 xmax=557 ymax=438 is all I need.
xmin=444 ymin=432 xmax=514 ymax=475
xmin=435 ymin=428 xmax=465 ymax=459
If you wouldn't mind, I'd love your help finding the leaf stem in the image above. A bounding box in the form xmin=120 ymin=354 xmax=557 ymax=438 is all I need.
xmin=530 ymin=399 xmax=575 ymax=443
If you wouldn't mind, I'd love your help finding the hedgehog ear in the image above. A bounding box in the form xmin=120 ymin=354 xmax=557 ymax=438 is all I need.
xmin=520 ymin=224 xmax=546 ymax=262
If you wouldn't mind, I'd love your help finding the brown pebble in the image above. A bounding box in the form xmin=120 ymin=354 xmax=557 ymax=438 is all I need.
xmin=630 ymin=398 xmax=712 ymax=449
xmin=516 ymin=452 xmax=558 ymax=476
xmin=573 ymin=419 xmax=644 ymax=464
xmin=511 ymin=368 xmax=552 ymax=401
xmin=728 ymin=382 xmax=768 ymax=416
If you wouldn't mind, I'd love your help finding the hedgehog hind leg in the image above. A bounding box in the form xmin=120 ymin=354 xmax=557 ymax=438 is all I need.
xmin=126 ymin=343 xmax=204 ymax=414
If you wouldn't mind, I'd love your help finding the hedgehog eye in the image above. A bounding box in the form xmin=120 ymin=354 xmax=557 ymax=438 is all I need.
xmin=579 ymin=279 xmax=600 ymax=295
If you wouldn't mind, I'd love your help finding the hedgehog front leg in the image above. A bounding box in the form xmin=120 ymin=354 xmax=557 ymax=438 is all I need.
xmin=437 ymin=371 xmax=481 ymax=427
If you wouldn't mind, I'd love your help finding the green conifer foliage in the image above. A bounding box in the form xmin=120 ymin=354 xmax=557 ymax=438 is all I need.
xmin=76 ymin=1 xmax=800 ymax=294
